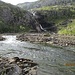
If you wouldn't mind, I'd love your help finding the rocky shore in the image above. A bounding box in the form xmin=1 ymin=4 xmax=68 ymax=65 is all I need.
xmin=0 ymin=57 xmax=38 ymax=75
xmin=17 ymin=33 xmax=75 ymax=47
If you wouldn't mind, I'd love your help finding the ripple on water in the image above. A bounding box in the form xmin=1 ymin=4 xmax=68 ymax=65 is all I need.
xmin=0 ymin=35 xmax=75 ymax=75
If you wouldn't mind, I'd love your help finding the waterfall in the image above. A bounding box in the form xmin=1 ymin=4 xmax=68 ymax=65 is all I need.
xmin=30 ymin=10 xmax=46 ymax=32
xmin=39 ymin=24 xmax=46 ymax=32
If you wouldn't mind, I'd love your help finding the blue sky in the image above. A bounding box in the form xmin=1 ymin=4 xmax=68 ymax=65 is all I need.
xmin=1 ymin=0 xmax=38 ymax=5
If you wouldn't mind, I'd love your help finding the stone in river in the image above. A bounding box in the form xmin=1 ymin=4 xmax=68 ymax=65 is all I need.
xmin=0 ymin=57 xmax=38 ymax=75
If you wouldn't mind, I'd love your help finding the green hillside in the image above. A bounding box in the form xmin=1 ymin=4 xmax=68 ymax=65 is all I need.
xmin=0 ymin=1 xmax=42 ymax=33
xmin=58 ymin=19 xmax=75 ymax=35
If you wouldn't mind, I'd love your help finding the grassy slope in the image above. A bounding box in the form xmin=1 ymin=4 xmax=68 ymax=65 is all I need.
xmin=58 ymin=19 xmax=75 ymax=35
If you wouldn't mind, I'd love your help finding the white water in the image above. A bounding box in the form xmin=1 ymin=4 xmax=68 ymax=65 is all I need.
xmin=2 ymin=35 xmax=19 ymax=43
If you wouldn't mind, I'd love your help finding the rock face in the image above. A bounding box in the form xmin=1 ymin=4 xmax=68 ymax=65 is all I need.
xmin=0 ymin=1 xmax=42 ymax=33
xmin=0 ymin=57 xmax=38 ymax=75
xmin=34 ymin=10 xmax=57 ymax=32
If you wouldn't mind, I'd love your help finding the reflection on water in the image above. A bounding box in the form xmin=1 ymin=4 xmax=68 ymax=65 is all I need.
xmin=0 ymin=35 xmax=75 ymax=75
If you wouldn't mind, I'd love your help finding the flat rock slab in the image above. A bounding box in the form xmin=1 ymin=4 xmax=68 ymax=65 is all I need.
xmin=0 ymin=57 xmax=38 ymax=75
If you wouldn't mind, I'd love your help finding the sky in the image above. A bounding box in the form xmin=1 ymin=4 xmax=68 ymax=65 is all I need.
xmin=1 ymin=0 xmax=38 ymax=5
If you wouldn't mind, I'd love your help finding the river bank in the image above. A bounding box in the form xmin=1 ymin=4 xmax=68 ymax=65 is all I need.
xmin=16 ymin=33 xmax=75 ymax=47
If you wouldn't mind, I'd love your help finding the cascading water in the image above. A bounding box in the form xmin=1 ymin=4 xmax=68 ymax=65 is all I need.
xmin=2 ymin=35 xmax=19 ymax=43
xmin=30 ymin=10 xmax=46 ymax=32
xmin=0 ymin=35 xmax=75 ymax=75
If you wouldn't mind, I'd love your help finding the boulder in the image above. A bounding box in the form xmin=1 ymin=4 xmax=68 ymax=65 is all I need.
xmin=0 ymin=57 xmax=38 ymax=75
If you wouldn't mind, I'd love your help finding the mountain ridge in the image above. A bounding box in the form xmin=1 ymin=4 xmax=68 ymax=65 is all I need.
xmin=17 ymin=0 xmax=75 ymax=10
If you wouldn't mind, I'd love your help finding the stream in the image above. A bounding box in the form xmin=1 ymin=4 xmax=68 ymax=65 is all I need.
xmin=0 ymin=35 xmax=75 ymax=75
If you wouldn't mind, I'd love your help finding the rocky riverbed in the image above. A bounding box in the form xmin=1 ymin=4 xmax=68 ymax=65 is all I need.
xmin=0 ymin=57 xmax=38 ymax=75
xmin=17 ymin=33 xmax=75 ymax=47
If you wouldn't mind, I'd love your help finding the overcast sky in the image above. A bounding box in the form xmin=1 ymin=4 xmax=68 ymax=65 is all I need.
xmin=1 ymin=0 xmax=38 ymax=5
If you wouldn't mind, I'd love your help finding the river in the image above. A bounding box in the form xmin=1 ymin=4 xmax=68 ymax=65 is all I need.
xmin=0 ymin=35 xmax=75 ymax=75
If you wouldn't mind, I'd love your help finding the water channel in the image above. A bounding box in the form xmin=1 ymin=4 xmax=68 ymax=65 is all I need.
xmin=0 ymin=35 xmax=75 ymax=75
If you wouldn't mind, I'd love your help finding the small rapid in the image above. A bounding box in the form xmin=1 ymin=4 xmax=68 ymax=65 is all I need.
xmin=2 ymin=35 xmax=18 ymax=43
xmin=0 ymin=35 xmax=75 ymax=75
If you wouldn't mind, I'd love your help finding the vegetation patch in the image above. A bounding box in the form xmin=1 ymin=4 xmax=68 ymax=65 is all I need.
xmin=58 ymin=19 xmax=75 ymax=35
